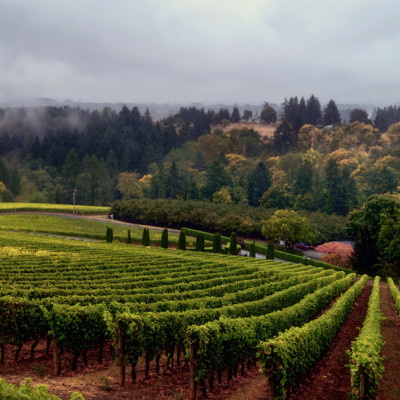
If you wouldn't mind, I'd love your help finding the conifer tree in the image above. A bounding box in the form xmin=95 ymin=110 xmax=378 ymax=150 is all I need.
xmin=323 ymin=100 xmax=341 ymax=126
xmin=250 ymin=241 xmax=256 ymax=258
xmin=213 ymin=233 xmax=222 ymax=253
xmin=248 ymin=161 xmax=272 ymax=207
xmin=267 ymin=242 xmax=275 ymax=259
xmin=305 ymin=95 xmax=322 ymax=125
xmin=142 ymin=228 xmax=151 ymax=246
xmin=195 ymin=233 xmax=205 ymax=252
xmin=161 ymin=227 xmax=168 ymax=248
xmin=106 ymin=227 xmax=113 ymax=243
xmin=178 ymin=230 xmax=186 ymax=250
xmin=127 ymin=229 xmax=132 ymax=244
xmin=231 ymin=106 xmax=240 ymax=122
xmin=230 ymin=232 xmax=237 ymax=255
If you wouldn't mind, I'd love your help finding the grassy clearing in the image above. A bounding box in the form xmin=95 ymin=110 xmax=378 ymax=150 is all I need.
xmin=0 ymin=202 xmax=110 ymax=215
xmin=0 ymin=214 xmax=184 ymax=244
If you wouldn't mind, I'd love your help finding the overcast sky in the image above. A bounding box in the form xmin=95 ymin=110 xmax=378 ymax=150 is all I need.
xmin=1 ymin=0 xmax=399 ymax=106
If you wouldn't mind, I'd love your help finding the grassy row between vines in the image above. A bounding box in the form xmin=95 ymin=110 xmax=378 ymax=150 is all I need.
xmin=348 ymin=276 xmax=384 ymax=399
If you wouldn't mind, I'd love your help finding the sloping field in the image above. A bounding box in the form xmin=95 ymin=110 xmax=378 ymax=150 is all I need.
xmin=213 ymin=122 xmax=277 ymax=139
xmin=0 ymin=202 xmax=110 ymax=215
xmin=0 ymin=214 xmax=184 ymax=244
xmin=0 ymin=229 xmax=357 ymax=399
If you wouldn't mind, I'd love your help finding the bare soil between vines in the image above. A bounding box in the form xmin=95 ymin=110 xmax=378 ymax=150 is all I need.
xmin=2 ymin=281 xmax=400 ymax=399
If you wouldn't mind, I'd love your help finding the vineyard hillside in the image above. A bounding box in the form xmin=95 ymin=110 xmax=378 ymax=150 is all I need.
xmin=0 ymin=227 xmax=361 ymax=399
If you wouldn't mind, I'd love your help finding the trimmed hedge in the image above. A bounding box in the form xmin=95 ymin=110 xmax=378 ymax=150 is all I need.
xmin=110 ymin=198 xmax=349 ymax=241
xmin=181 ymin=227 xmax=230 ymax=243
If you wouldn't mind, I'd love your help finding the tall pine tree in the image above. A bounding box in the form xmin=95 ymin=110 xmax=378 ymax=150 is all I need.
xmin=247 ymin=161 xmax=272 ymax=207
xmin=323 ymin=100 xmax=341 ymax=126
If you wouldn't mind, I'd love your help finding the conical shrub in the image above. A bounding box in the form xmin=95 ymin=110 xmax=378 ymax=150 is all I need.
xmin=195 ymin=233 xmax=205 ymax=252
xmin=178 ymin=230 xmax=186 ymax=250
xmin=161 ymin=227 xmax=168 ymax=249
xmin=213 ymin=233 xmax=222 ymax=253
xmin=267 ymin=241 xmax=275 ymax=259
xmin=250 ymin=241 xmax=256 ymax=258
xmin=230 ymin=232 xmax=237 ymax=255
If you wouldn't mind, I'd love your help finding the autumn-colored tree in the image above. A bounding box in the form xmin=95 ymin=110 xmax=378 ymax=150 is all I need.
xmin=212 ymin=186 xmax=232 ymax=204
xmin=117 ymin=172 xmax=143 ymax=199
xmin=261 ymin=209 xmax=316 ymax=250
xmin=297 ymin=124 xmax=321 ymax=151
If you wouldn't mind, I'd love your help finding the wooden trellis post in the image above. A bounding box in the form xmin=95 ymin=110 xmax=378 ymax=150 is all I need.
xmin=118 ymin=320 xmax=126 ymax=387
xmin=189 ymin=333 xmax=199 ymax=400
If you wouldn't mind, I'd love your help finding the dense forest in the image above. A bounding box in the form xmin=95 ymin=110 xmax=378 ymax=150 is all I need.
xmin=1 ymin=96 xmax=399 ymax=216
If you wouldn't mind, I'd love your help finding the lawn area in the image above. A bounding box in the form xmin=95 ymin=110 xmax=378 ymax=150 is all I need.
xmin=0 ymin=214 xmax=183 ymax=244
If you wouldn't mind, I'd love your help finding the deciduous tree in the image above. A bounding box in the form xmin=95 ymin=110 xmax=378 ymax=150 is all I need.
xmin=261 ymin=209 xmax=316 ymax=250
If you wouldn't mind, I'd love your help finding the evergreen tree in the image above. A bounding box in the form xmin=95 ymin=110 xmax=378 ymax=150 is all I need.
xmin=166 ymin=161 xmax=180 ymax=199
xmin=195 ymin=233 xmax=205 ymax=252
xmin=299 ymin=97 xmax=307 ymax=122
xmin=106 ymin=227 xmax=113 ymax=243
xmin=214 ymin=108 xmax=230 ymax=124
xmin=273 ymin=121 xmax=297 ymax=153
xmin=323 ymin=100 xmax=341 ymax=126
xmin=261 ymin=103 xmax=277 ymax=124
xmin=293 ymin=159 xmax=313 ymax=195
xmin=349 ymin=108 xmax=370 ymax=124
xmin=266 ymin=242 xmax=275 ymax=260
xmin=281 ymin=97 xmax=299 ymax=127
xmin=325 ymin=158 xmax=342 ymax=214
xmin=142 ymin=228 xmax=150 ymax=246
xmin=9 ymin=169 xmax=21 ymax=196
xmin=305 ymin=95 xmax=322 ymax=125
xmin=365 ymin=165 xmax=398 ymax=196
xmin=347 ymin=194 xmax=400 ymax=274
xmin=230 ymin=232 xmax=238 ymax=255
xmin=150 ymin=162 xmax=167 ymax=199
xmin=201 ymin=159 xmax=232 ymax=200
xmin=325 ymin=158 xmax=355 ymax=215
xmin=213 ymin=233 xmax=222 ymax=253
xmin=243 ymin=110 xmax=253 ymax=121
xmin=231 ymin=106 xmax=240 ymax=122
xmin=62 ymin=149 xmax=80 ymax=180
xmin=161 ymin=227 xmax=168 ymax=248
xmin=127 ymin=229 xmax=132 ymax=244
xmin=249 ymin=241 xmax=256 ymax=258
xmin=178 ymin=230 xmax=186 ymax=250
xmin=247 ymin=161 xmax=272 ymax=207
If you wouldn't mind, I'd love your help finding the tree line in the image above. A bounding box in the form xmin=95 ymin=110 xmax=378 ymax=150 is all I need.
xmin=0 ymin=97 xmax=399 ymax=214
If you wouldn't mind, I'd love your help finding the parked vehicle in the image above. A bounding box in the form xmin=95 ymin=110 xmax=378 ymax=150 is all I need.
xmin=295 ymin=243 xmax=315 ymax=250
